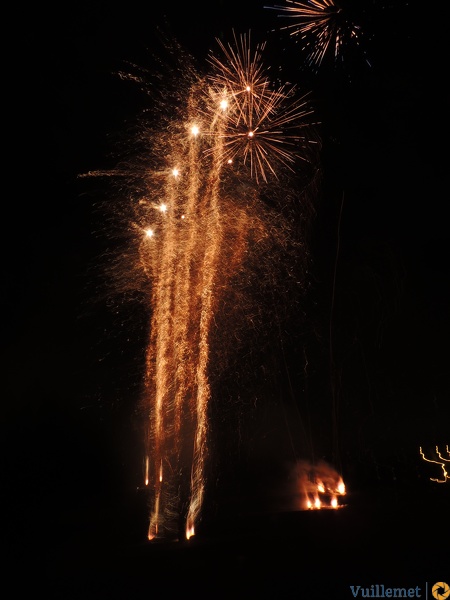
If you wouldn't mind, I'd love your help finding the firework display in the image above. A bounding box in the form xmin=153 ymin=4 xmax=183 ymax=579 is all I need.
xmin=143 ymin=33 xmax=321 ymax=540
xmin=82 ymin=2 xmax=437 ymax=543
xmin=7 ymin=3 xmax=450 ymax=598
xmin=85 ymin=32 xmax=323 ymax=540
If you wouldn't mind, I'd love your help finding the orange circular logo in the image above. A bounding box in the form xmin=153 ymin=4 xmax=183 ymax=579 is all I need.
xmin=432 ymin=582 xmax=450 ymax=600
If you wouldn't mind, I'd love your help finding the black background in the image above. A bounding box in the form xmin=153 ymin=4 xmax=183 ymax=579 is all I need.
xmin=4 ymin=1 xmax=449 ymax=597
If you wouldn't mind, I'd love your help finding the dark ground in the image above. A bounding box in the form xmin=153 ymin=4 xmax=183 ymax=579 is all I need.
xmin=6 ymin=474 xmax=449 ymax=599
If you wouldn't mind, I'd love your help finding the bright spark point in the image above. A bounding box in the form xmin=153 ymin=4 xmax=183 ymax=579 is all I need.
xmin=145 ymin=228 xmax=155 ymax=238
xmin=172 ymin=168 xmax=180 ymax=177
xmin=191 ymin=125 xmax=200 ymax=136
xmin=159 ymin=203 xmax=168 ymax=213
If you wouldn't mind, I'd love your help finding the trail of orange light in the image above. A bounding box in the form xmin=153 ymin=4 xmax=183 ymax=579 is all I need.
xmin=145 ymin=455 xmax=149 ymax=486
xmin=171 ymin=103 xmax=205 ymax=448
xmin=185 ymin=111 xmax=225 ymax=538
xmin=147 ymin=168 xmax=181 ymax=536
xmin=420 ymin=446 xmax=450 ymax=484
xmin=143 ymin=84 xmax=230 ymax=539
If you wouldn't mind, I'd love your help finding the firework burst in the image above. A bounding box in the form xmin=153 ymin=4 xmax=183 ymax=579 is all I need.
xmin=206 ymin=30 xmax=319 ymax=182
xmin=266 ymin=0 xmax=371 ymax=72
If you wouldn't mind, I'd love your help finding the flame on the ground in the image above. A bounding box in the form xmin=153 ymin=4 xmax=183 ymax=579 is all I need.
xmin=293 ymin=459 xmax=346 ymax=510
xmin=186 ymin=523 xmax=195 ymax=540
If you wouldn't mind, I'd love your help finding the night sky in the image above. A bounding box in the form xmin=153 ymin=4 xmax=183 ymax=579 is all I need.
xmin=4 ymin=1 xmax=449 ymax=596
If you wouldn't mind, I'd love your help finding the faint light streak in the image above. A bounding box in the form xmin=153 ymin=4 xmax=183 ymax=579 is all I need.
xmin=145 ymin=455 xmax=149 ymax=486
xmin=420 ymin=446 xmax=450 ymax=483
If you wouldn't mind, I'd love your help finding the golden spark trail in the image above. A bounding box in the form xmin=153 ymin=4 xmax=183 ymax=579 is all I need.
xmin=185 ymin=105 xmax=226 ymax=539
xmin=148 ymin=169 xmax=182 ymax=539
xmin=146 ymin=81 xmax=237 ymax=539
xmin=171 ymin=114 xmax=203 ymax=444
